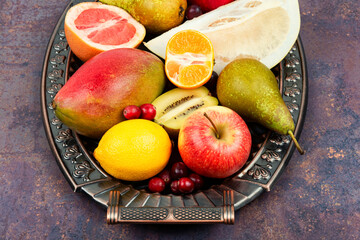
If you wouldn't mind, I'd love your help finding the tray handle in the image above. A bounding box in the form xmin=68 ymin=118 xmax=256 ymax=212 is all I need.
xmin=107 ymin=190 xmax=234 ymax=224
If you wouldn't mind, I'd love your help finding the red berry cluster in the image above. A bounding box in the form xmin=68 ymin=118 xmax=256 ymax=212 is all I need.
xmin=148 ymin=162 xmax=204 ymax=194
xmin=123 ymin=103 xmax=156 ymax=120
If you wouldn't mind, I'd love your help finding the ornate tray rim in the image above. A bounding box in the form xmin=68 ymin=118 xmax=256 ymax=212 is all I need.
xmin=41 ymin=0 xmax=307 ymax=212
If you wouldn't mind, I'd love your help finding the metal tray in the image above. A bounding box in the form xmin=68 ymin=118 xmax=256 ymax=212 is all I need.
xmin=41 ymin=0 xmax=307 ymax=221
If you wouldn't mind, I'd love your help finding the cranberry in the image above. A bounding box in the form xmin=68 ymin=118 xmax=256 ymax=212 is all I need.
xmin=148 ymin=177 xmax=165 ymax=193
xmin=186 ymin=5 xmax=203 ymax=20
xmin=170 ymin=162 xmax=189 ymax=180
xmin=178 ymin=177 xmax=195 ymax=194
xmin=123 ymin=105 xmax=141 ymax=119
xmin=170 ymin=180 xmax=181 ymax=194
xmin=189 ymin=173 xmax=204 ymax=191
xmin=140 ymin=103 xmax=156 ymax=120
xmin=158 ymin=169 xmax=171 ymax=186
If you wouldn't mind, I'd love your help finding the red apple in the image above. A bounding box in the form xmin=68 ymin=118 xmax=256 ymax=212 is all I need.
xmin=188 ymin=0 xmax=234 ymax=13
xmin=178 ymin=106 xmax=251 ymax=178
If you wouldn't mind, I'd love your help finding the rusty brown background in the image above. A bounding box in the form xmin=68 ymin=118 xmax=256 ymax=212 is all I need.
xmin=0 ymin=0 xmax=359 ymax=239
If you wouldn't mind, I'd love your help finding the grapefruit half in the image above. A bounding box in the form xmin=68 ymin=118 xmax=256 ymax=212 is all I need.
xmin=64 ymin=2 xmax=146 ymax=62
xmin=144 ymin=0 xmax=301 ymax=73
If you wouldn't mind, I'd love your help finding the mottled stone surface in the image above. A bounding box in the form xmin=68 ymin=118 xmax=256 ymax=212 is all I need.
xmin=0 ymin=0 xmax=359 ymax=239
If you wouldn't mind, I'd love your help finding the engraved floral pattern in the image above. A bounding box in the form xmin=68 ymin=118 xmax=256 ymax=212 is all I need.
xmin=51 ymin=117 xmax=62 ymax=129
xmin=64 ymin=145 xmax=81 ymax=160
xmin=48 ymin=69 xmax=63 ymax=81
xmin=50 ymin=55 xmax=66 ymax=65
xmin=44 ymin=26 xmax=99 ymax=185
xmin=285 ymin=45 xmax=300 ymax=68
xmin=55 ymin=129 xmax=73 ymax=147
xmin=58 ymin=30 xmax=65 ymax=37
xmin=286 ymin=102 xmax=299 ymax=113
xmin=285 ymin=84 xmax=301 ymax=97
xmin=261 ymin=150 xmax=281 ymax=162
xmin=54 ymin=41 xmax=68 ymax=52
xmin=286 ymin=72 xmax=301 ymax=82
xmin=248 ymin=164 xmax=271 ymax=180
xmin=269 ymin=134 xmax=290 ymax=146
xmin=285 ymin=58 xmax=299 ymax=68
xmin=47 ymin=83 xmax=63 ymax=96
xmin=73 ymin=161 xmax=94 ymax=181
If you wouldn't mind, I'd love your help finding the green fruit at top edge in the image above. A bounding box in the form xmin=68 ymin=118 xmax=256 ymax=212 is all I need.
xmin=216 ymin=58 xmax=294 ymax=135
xmin=100 ymin=0 xmax=187 ymax=34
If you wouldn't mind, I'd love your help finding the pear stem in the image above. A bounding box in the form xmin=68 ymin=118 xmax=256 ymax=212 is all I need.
xmin=288 ymin=130 xmax=304 ymax=155
xmin=204 ymin=112 xmax=220 ymax=139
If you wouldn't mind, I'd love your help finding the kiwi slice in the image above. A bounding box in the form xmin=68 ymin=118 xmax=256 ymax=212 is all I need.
xmin=152 ymin=87 xmax=218 ymax=137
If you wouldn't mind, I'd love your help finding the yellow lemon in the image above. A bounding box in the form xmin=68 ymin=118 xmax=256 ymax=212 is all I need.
xmin=93 ymin=119 xmax=172 ymax=181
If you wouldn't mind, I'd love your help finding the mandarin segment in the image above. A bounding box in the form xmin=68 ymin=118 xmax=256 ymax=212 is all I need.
xmin=165 ymin=60 xmax=181 ymax=79
xmin=168 ymin=30 xmax=213 ymax=55
xmin=178 ymin=65 xmax=211 ymax=86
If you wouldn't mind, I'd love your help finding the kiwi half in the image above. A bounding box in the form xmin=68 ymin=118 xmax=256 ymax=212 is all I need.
xmin=152 ymin=87 xmax=218 ymax=137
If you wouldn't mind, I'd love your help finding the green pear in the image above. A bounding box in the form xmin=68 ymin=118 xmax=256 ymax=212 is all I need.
xmin=99 ymin=0 xmax=187 ymax=34
xmin=217 ymin=58 xmax=304 ymax=154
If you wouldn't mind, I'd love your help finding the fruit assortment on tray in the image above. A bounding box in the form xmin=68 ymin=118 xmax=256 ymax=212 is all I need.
xmin=52 ymin=0 xmax=303 ymax=194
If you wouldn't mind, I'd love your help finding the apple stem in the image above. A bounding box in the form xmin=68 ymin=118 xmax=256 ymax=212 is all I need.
xmin=204 ymin=112 xmax=220 ymax=139
xmin=288 ymin=130 xmax=304 ymax=155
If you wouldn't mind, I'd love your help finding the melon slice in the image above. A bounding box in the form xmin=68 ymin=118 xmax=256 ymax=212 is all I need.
xmin=144 ymin=0 xmax=300 ymax=73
